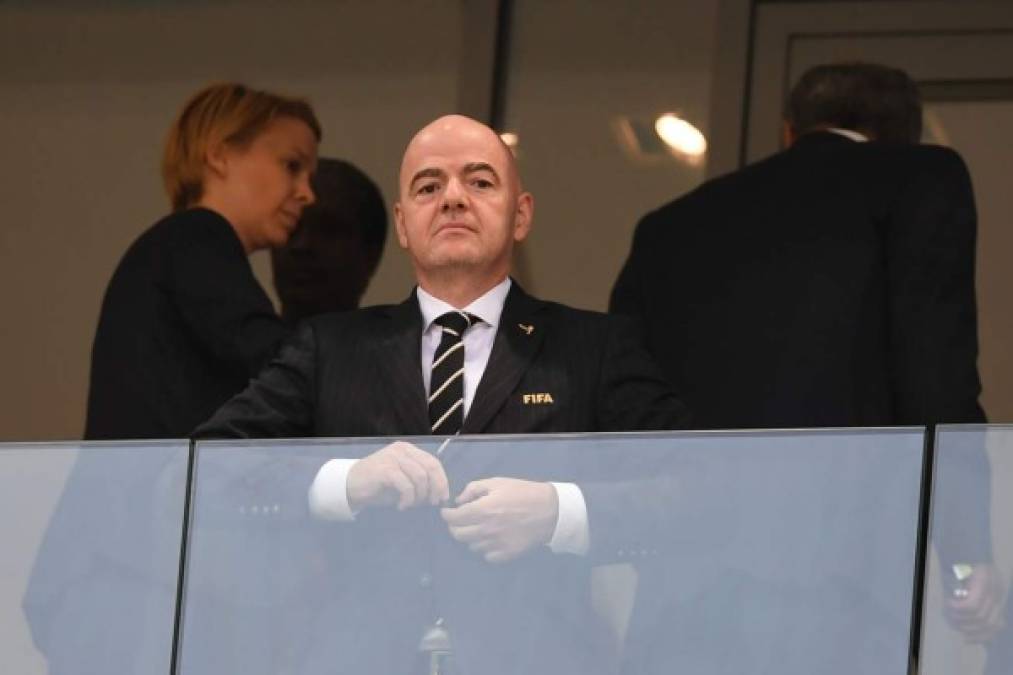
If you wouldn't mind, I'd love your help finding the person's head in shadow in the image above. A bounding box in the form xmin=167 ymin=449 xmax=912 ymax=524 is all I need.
xmin=783 ymin=62 xmax=923 ymax=146
xmin=271 ymin=158 xmax=387 ymax=322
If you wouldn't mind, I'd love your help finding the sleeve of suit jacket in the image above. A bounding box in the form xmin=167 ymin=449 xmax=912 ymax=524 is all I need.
xmin=581 ymin=315 xmax=710 ymax=562
xmin=887 ymin=147 xmax=990 ymax=564
xmin=608 ymin=215 xmax=651 ymax=319
xmin=886 ymin=146 xmax=985 ymax=425
xmin=192 ymin=321 xmax=318 ymax=439
xmin=595 ymin=313 xmax=690 ymax=431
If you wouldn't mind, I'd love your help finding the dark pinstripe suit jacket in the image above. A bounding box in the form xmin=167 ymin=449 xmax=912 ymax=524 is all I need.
xmin=194 ymin=281 xmax=690 ymax=675
xmin=197 ymin=281 xmax=687 ymax=440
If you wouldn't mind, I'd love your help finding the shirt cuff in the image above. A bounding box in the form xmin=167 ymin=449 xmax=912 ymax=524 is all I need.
xmin=308 ymin=458 xmax=359 ymax=521
xmin=548 ymin=482 xmax=589 ymax=556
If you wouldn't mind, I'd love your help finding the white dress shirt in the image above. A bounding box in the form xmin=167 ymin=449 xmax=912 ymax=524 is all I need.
xmin=826 ymin=127 xmax=869 ymax=143
xmin=308 ymin=277 xmax=589 ymax=555
xmin=417 ymin=278 xmax=510 ymax=418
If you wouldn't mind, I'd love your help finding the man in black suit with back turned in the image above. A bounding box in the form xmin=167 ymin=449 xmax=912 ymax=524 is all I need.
xmin=610 ymin=62 xmax=1002 ymax=648
xmin=197 ymin=114 xmax=689 ymax=675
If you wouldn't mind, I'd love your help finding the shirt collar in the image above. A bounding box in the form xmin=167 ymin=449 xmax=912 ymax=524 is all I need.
xmin=416 ymin=277 xmax=512 ymax=331
xmin=826 ymin=127 xmax=869 ymax=143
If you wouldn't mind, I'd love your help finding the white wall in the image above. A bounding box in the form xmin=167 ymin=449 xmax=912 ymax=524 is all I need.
xmin=503 ymin=0 xmax=720 ymax=310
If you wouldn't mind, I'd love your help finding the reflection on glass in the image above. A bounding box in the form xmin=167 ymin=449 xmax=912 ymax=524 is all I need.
xmin=501 ymin=0 xmax=720 ymax=310
xmin=181 ymin=430 xmax=923 ymax=675
xmin=9 ymin=441 xmax=188 ymax=674
xmin=654 ymin=113 xmax=708 ymax=158
xmin=921 ymin=425 xmax=1012 ymax=675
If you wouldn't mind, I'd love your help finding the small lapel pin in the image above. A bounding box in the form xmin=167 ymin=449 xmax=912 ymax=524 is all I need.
xmin=518 ymin=323 xmax=534 ymax=335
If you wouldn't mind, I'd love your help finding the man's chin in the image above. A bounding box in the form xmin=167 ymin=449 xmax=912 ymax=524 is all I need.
xmin=427 ymin=250 xmax=482 ymax=270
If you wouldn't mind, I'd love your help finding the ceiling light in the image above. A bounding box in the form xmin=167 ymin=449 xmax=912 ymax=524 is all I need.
xmin=654 ymin=114 xmax=707 ymax=157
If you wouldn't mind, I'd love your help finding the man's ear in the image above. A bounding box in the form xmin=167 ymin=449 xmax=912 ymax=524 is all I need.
xmin=393 ymin=202 xmax=409 ymax=249
xmin=513 ymin=192 xmax=534 ymax=242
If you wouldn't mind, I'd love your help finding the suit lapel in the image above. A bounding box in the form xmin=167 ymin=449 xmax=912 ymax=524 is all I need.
xmin=461 ymin=283 xmax=547 ymax=434
xmin=376 ymin=293 xmax=430 ymax=435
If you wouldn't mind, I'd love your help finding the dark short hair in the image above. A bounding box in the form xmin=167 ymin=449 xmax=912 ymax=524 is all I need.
xmin=785 ymin=62 xmax=922 ymax=143
xmin=312 ymin=158 xmax=387 ymax=259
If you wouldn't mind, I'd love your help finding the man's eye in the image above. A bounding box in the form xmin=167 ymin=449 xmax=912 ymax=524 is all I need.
xmin=417 ymin=183 xmax=439 ymax=195
xmin=285 ymin=159 xmax=303 ymax=174
xmin=472 ymin=178 xmax=493 ymax=189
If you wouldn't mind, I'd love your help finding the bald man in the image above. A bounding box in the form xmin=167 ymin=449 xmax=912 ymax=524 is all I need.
xmin=195 ymin=115 xmax=689 ymax=675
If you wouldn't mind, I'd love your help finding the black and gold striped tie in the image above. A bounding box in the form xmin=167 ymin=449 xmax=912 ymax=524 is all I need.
xmin=429 ymin=311 xmax=477 ymax=434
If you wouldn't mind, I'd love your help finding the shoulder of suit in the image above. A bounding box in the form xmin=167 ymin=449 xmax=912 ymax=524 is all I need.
xmin=848 ymin=139 xmax=964 ymax=163
xmin=904 ymin=142 xmax=967 ymax=169
xmin=855 ymin=142 xmax=971 ymax=185
xmin=150 ymin=207 xmax=234 ymax=241
xmin=631 ymin=167 xmax=745 ymax=243
xmin=112 ymin=208 xmax=242 ymax=281
xmin=525 ymin=299 xmax=629 ymax=335
xmin=303 ymin=304 xmax=399 ymax=333
xmin=140 ymin=207 xmax=243 ymax=258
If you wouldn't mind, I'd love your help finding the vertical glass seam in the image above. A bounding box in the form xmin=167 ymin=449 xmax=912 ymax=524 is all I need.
xmin=169 ymin=439 xmax=198 ymax=675
xmin=907 ymin=426 xmax=936 ymax=675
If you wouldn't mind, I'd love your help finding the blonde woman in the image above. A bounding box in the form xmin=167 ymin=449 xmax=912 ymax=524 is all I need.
xmin=85 ymin=83 xmax=320 ymax=439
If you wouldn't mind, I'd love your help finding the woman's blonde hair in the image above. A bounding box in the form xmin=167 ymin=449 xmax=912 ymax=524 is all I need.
xmin=162 ymin=82 xmax=322 ymax=211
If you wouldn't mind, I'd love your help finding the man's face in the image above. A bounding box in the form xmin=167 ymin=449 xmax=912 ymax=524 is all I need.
xmin=394 ymin=116 xmax=532 ymax=281
xmin=270 ymin=206 xmax=375 ymax=321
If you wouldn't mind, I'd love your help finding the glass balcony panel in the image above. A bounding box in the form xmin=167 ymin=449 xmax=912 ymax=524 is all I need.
xmin=921 ymin=425 xmax=1013 ymax=675
xmin=2 ymin=441 xmax=189 ymax=674
xmin=182 ymin=429 xmax=924 ymax=675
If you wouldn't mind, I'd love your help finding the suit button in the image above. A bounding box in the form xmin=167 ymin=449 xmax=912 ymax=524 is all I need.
xmin=420 ymin=573 xmax=433 ymax=589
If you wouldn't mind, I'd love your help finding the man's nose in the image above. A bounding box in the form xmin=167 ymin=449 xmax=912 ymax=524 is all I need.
xmin=440 ymin=178 xmax=466 ymax=212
